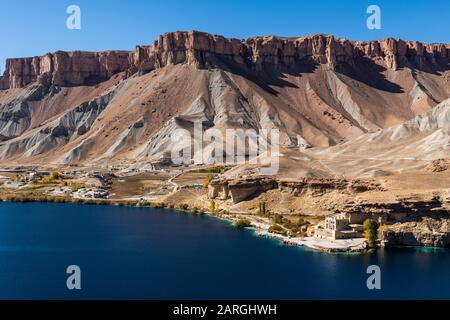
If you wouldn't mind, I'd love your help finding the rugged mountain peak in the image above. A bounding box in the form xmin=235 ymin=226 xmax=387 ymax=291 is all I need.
xmin=1 ymin=31 xmax=449 ymax=90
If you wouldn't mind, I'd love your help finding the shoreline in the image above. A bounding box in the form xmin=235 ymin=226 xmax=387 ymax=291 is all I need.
xmin=220 ymin=215 xmax=368 ymax=254
xmin=0 ymin=195 xmax=367 ymax=253
xmin=2 ymin=196 xmax=448 ymax=254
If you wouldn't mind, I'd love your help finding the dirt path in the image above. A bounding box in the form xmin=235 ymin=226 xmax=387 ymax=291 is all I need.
xmin=168 ymin=172 xmax=182 ymax=192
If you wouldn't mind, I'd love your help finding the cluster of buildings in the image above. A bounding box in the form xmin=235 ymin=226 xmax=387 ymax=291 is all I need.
xmin=315 ymin=212 xmax=386 ymax=240
xmin=0 ymin=169 xmax=49 ymax=189
xmin=72 ymin=188 xmax=110 ymax=199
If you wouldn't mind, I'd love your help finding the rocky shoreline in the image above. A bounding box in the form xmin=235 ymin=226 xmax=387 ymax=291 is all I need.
xmin=1 ymin=166 xmax=450 ymax=252
xmin=2 ymin=194 xmax=450 ymax=253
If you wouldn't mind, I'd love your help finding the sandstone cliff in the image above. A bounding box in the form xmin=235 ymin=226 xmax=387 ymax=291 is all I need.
xmin=381 ymin=216 xmax=450 ymax=247
xmin=130 ymin=31 xmax=450 ymax=73
xmin=0 ymin=31 xmax=449 ymax=165
xmin=1 ymin=31 xmax=449 ymax=90
xmin=0 ymin=51 xmax=130 ymax=89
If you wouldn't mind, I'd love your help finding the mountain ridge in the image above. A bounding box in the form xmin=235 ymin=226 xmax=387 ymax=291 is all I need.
xmin=0 ymin=31 xmax=449 ymax=166
xmin=1 ymin=30 xmax=449 ymax=90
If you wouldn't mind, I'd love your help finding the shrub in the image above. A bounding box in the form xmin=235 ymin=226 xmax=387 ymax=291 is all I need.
xmin=203 ymin=174 xmax=215 ymax=188
xmin=41 ymin=171 xmax=62 ymax=184
xmin=297 ymin=218 xmax=310 ymax=227
xmin=207 ymin=165 xmax=225 ymax=173
xmin=272 ymin=214 xmax=283 ymax=224
xmin=191 ymin=207 xmax=200 ymax=214
xmin=69 ymin=182 xmax=86 ymax=191
xmin=50 ymin=171 xmax=61 ymax=180
xmin=178 ymin=203 xmax=189 ymax=211
xmin=282 ymin=219 xmax=293 ymax=229
xmin=234 ymin=218 xmax=252 ymax=229
xmin=209 ymin=200 xmax=216 ymax=212
xmin=268 ymin=224 xmax=287 ymax=236
xmin=139 ymin=201 xmax=151 ymax=207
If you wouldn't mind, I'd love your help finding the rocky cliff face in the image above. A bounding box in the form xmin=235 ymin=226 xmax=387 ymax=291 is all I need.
xmin=0 ymin=51 xmax=130 ymax=89
xmin=2 ymin=31 xmax=449 ymax=90
xmin=208 ymin=176 xmax=384 ymax=204
xmin=381 ymin=215 xmax=450 ymax=248
xmin=0 ymin=31 xmax=448 ymax=165
xmin=130 ymin=31 xmax=450 ymax=73
xmin=382 ymin=230 xmax=450 ymax=247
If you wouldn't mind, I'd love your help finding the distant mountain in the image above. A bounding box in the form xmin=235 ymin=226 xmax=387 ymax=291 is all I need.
xmin=0 ymin=31 xmax=449 ymax=165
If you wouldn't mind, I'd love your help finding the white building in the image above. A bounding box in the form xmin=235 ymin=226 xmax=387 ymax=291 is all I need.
xmin=315 ymin=213 xmax=364 ymax=240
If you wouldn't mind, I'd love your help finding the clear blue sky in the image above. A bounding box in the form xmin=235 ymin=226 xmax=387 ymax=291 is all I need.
xmin=0 ymin=0 xmax=449 ymax=71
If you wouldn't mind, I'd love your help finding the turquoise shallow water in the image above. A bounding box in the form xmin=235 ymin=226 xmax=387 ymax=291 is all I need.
xmin=0 ymin=202 xmax=449 ymax=300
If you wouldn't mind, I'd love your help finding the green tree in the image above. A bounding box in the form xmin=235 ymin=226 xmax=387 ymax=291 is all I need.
xmin=268 ymin=224 xmax=287 ymax=236
xmin=51 ymin=171 xmax=61 ymax=180
xmin=207 ymin=165 xmax=225 ymax=173
xmin=209 ymin=200 xmax=216 ymax=212
xmin=203 ymin=174 xmax=214 ymax=188
xmin=258 ymin=201 xmax=267 ymax=216
xmin=297 ymin=218 xmax=310 ymax=227
xmin=234 ymin=218 xmax=252 ymax=229
xmin=364 ymin=219 xmax=380 ymax=249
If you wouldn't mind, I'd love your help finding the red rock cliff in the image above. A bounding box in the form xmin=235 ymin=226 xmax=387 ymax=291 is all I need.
xmin=130 ymin=31 xmax=450 ymax=72
xmin=1 ymin=31 xmax=449 ymax=90
xmin=0 ymin=50 xmax=130 ymax=89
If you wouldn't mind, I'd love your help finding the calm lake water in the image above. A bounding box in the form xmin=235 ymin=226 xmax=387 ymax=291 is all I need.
xmin=0 ymin=202 xmax=449 ymax=300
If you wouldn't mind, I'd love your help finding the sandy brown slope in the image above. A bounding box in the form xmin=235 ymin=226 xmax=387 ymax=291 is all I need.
xmin=0 ymin=32 xmax=448 ymax=166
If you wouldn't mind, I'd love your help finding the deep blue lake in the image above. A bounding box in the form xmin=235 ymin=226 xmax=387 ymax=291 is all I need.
xmin=0 ymin=202 xmax=449 ymax=300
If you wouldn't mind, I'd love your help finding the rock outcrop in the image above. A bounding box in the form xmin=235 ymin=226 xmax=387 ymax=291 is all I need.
xmin=208 ymin=176 xmax=384 ymax=204
xmin=0 ymin=51 xmax=130 ymax=89
xmin=0 ymin=31 xmax=448 ymax=164
xmin=381 ymin=216 xmax=450 ymax=247
xmin=0 ymin=84 xmax=50 ymax=140
xmin=130 ymin=31 xmax=450 ymax=73
xmin=2 ymin=31 xmax=449 ymax=90
xmin=0 ymin=90 xmax=116 ymax=160
xmin=382 ymin=230 xmax=450 ymax=247
xmin=425 ymin=159 xmax=450 ymax=172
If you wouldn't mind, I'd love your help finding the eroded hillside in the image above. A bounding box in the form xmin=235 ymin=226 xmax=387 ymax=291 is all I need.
xmin=0 ymin=31 xmax=449 ymax=165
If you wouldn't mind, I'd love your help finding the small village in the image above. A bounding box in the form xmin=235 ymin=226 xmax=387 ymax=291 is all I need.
xmin=1 ymin=164 xmax=449 ymax=253
xmin=0 ymin=168 xmax=113 ymax=200
xmin=0 ymin=166 xmax=378 ymax=253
